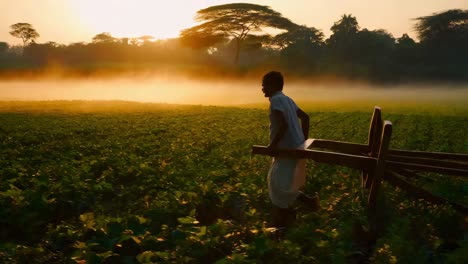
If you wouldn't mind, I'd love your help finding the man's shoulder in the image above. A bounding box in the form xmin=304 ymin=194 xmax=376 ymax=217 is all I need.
xmin=270 ymin=92 xmax=288 ymax=101
xmin=269 ymin=94 xmax=284 ymax=107
xmin=272 ymin=93 xmax=296 ymax=104
xmin=270 ymin=93 xmax=298 ymax=112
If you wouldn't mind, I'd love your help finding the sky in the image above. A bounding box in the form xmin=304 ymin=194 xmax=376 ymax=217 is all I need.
xmin=1 ymin=0 xmax=467 ymax=45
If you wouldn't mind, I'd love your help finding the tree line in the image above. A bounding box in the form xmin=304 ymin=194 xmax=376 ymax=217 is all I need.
xmin=1 ymin=3 xmax=467 ymax=83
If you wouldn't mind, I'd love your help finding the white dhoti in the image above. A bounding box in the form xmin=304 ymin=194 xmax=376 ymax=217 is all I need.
xmin=268 ymin=158 xmax=306 ymax=208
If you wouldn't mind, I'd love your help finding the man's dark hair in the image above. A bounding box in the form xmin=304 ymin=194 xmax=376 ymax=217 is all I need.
xmin=263 ymin=71 xmax=284 ymax=91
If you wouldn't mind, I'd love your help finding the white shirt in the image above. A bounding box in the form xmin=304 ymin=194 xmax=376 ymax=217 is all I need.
xmin=269 ymin=91 xmax=305 ymax=149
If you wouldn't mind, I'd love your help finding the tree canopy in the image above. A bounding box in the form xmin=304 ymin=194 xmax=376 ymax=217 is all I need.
xmin=0 ymin=42 xmax=8 ymax=54
xmin=327 ymin=14 xmax=360 ymax=48
xmin=9 ymin=23 xmax=40 ymax=46
xmin=413 ymin=9 xmax=468 ymax=79
xmin=180 ymin=3 xmax=297 ymax=64
xmin=415 ymin=9 xmax=468 ymax=43
xmin=1 ymin=9 xmax=468 ymax=83
xmin=271 ymin=25 xmax=324 ymax=50
xmin=92 ymin=32 xmax=116 ymax=44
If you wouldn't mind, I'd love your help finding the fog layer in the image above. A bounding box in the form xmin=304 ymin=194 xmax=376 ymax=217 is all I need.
xmin=1 ymin=77 xmax=467 ymax=109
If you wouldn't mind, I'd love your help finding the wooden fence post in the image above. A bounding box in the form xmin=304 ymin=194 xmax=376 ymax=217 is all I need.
xmin=368 ymin=121 xmax=392 ymax=211
xmin=362 ymin=106 xmax=382 ymax=189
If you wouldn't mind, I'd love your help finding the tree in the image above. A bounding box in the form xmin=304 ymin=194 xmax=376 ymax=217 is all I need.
xmin=354 ymin=29 xmax=395 ymax=54
xmin=352 ymin=29 xmax=396 ymax=80
xmin=23 ymin=41 xmax=65 ymax=65
xmin=138 ymin=35 xmax=154 ymax=43
xmin=0 ymin=42 xmax=9 ymax=54
xmin=394 ymin=34 xmax=419 ymax=78
xmin=414 ymin=9 xmax=468 ymax=80
xmin=397 ymin=33 xmax=416 ymax=46
xmin=92 ymin=32 xmax=116 ymax=43
xmin=268 ymin=25 xmax=325 ymax=74
xmin=9 ymin=23 xmax=40 ymax=46
xmin=395 ymin=33 xmax=417 ymax=62
xmin=326 ymin=14 xmax=360 ymax=65
xmin=325 ymin=14 xmax=361 ymax=75
xmin=327 ymin=14 xmax=359 ymax=48
xmin=415 ymin=9 xmax=468 ymax=43
xmin=180 ymin=3 xmax=296 ymax=64
xmin=270 ymin=25 xmax=324 ymax=50
xmin=120 ymin=37 xmax=129 ymax=45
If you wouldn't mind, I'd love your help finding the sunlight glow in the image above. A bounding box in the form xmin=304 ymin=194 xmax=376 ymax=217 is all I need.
xmin=1 ymin=77 xmax=467 ymax=113
xmin=70 ymin=0 xmax=208 ymax=40
xmin=2 ymin=0 xmax=467 ymax=44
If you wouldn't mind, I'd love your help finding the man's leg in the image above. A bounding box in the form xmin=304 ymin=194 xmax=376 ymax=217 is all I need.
xmin=297 ymin=191 xmax=321 ymax=212
xmin=272 ymin=205 xmax=296 ymax=228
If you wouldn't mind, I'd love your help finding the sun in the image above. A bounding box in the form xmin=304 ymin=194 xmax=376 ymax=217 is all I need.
xmin=70 ymin=0 xmax=211 ymax=40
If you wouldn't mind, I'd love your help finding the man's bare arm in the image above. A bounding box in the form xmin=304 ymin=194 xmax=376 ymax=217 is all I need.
xmin=297 ymin=108 xmax=310 ymax=140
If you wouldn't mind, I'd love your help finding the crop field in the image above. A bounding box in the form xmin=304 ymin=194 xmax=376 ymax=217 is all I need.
xmin=0 ymin=101 xmax=467 ymax=263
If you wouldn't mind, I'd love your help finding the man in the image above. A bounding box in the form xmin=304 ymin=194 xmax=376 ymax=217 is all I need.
xmin=262 ymin=71 xmax=320 ymax=228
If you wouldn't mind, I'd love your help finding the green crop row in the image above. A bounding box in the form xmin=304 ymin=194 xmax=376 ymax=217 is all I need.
xmin=0 ymin=102 xmax=466 ymax=263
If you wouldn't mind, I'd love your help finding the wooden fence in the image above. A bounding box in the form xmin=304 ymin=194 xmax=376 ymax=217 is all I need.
xmin=252 ymin=106 xmax=468 ymax=215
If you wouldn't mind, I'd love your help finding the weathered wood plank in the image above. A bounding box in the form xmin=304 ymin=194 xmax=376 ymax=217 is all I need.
xmin=384 ymin=171 xmax=468 ymax=215
xmin=368 ymin=121 xmax=392 ymax=211
xmin=387 ymin=154 xmax=468 ymax=171
xmin=251 ymin=146 xmax=376 ymax=170
xmin=253 ymin=141 xmax=468 ymax=176
xmin=369 ymin=107 xmax=383 ymax=156
xmin=304 ymin=140 xmax=468 ymax=166
xmin=366 ymin=108 xmax=383 ymax=189
xmin=300 ymin=138 xmax=315 ymax=150
xmin=309 ymin=139 xmax=368 ymax=155
xmin=367 ymin=107 xmax=382 ymax=151
xmin=387 ymin=161 xmax=468 ymax=177
xmin=390 ymin=167 xmax=435 ymax=183
xmin=388 ymin=149 xmax=468 ymax=162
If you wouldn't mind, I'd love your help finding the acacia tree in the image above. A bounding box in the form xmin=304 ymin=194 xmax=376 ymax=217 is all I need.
xmin=9 ymin=23 xmax=40 ymax=46
xmin=180 ymin=3 xmax=296 ymax=64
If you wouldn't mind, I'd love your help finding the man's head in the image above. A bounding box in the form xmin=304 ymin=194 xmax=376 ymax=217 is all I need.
xmin=262 ymin=71 xmax=283 ymax=97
